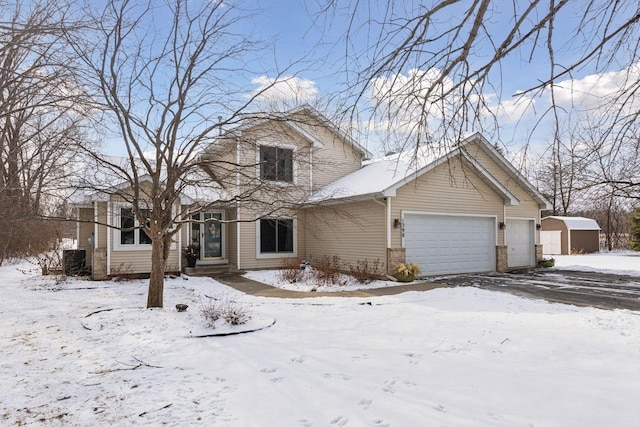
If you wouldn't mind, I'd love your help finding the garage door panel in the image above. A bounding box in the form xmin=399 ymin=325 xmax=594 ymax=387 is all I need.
xmin=506 ymin=219 xmax=534 ymax=267
xmin=404 ymin=214 xmax=496 ymax=276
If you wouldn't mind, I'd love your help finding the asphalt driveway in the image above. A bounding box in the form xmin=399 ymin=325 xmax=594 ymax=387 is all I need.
xmin=430 ymin=269 xmax=640 ymax=311
xmin=216 ymin=267 xmax=640 ymax=311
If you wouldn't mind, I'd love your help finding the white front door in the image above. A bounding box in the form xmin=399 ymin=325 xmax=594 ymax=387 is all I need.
xmin=506 ymin=219 xmax=534 ymax=267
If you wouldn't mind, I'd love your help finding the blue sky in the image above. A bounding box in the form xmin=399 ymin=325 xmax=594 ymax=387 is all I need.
xmin=97 ymin=0 xmax=638 ymax=161
xmin=239 ymin=1 xmax=638 ymax=156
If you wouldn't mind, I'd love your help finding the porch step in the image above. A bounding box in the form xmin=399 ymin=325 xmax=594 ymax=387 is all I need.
xmin=183 ymin=264 xmax=241 ymax=278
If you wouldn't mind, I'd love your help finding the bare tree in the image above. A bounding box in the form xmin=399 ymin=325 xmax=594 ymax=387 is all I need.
xmin=324 ymin=1 xmax=640 ymax=160
xmin=0 ymin=0 xmax=88 ymax=263
xmin=67 ymin=0 xmax=312 ymax=308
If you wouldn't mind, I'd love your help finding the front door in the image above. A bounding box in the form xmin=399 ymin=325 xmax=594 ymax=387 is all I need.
xmin=191 ymin=212 xmax=224 ymax=260
xmin=202 ymin=212 xmax=223 ymax=259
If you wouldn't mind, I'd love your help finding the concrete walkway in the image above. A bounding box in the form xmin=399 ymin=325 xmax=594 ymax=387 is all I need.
xmin=215 ymin=274 xmax=450 ymax=298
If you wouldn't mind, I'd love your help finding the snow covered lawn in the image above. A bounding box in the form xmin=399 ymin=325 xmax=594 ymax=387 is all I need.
xmin=552 ymin=251 xmax=640 ymax=277
xmin=1 ymin=255 xmax=640 ymax=426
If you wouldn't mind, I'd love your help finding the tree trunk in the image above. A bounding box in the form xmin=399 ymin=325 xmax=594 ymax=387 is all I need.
xmin=147 ymin=237 xmax=166 ymax=308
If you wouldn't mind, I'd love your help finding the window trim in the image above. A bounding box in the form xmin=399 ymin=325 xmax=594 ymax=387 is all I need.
xmin=256 ymin=216 xmax=297 ymax=259
xmin=113 ymin=203 xmax=152 ymax=251
xmin=257 ymin=143 xmax=296 ymax=184
xmin=112 ymin=202 xmax=176 ymax=252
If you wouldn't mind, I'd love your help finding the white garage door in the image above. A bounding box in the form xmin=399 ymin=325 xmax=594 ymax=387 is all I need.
xmin=403 ymin=214 xmax=496 ymax=276
xmin=506 ymin=219 xmax=534 ymax=267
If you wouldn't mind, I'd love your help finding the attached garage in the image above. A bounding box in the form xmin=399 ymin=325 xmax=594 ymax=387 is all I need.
xmin=403 ymin=213 xmax=496 ymax=275
xmin=506 ymin=219 xmax=535 ymax=268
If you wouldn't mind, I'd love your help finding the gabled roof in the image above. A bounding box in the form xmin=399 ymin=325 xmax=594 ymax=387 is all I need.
xmin=203 ymin=104 xmax=373 ymax=159
xmin=68 ymin=155 xmax=228 ymax=206
xmin=543 ymin=216 xmax=601 ymax=230
xmin=309 ymin=133 xmax=550 ymax=209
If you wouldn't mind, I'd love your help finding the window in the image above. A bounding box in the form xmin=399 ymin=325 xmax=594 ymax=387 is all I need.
xmin=260 ymin=146 xmax=293 ymax=182
xmin=260 ymin=218 xmax=294 ymax=253
xmin=117 ymin=206 xmax=152 ymax=247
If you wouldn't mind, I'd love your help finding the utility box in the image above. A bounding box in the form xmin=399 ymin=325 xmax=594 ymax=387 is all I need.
xmin=63 ymin=249 xmax=86 ymax=276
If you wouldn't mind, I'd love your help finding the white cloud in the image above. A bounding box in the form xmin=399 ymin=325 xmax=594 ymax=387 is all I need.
xmin=551 ymin=61 xmax=640 ymax=115
xmin=249 ymin=75 xmax=318 ymax=103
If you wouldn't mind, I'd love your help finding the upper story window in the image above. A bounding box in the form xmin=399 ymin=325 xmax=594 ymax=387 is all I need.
xmin=117 ymin=206 xmax=152 ymax=247
xmin=260 ymin=145 xmax=293 ymax=182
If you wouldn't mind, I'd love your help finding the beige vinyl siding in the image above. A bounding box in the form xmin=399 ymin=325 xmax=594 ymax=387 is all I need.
xmin=391 ymin=158 xmax=505 ymax=247
xmin=278 ymin=110 xmax=364 ymax=190
xmin=463 ymin=140 xmax=542 ymax=246
xmin=235 ymin=123 xmax=314 ymax=207
xmin=108 ymin=198 xmax=181 ymax=275
xmin=202 ymin=137 xmax=238 ymax=195
xmin=237 ymin=206 xmax=307 ymax=270
xmin=226 ymin=206 xmax=238 ymax=267
xmin=304 ymin=200 xmax=386 ymax=270
xmin=96 ymin=202 xmax=107 ymax=249
xmin=109 ymin=231 xmax=180 ymax=274
xmin=464 ymin=141 xmax=541 ymax=220
xmin=288 ymin=111 xmax=363 ymax=190
xmin=311 ymin=139 xmax=363 ymax=191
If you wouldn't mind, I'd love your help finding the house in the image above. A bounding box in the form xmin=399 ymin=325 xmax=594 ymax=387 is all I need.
xmin=541 ymin=216 xmax=601 ymax=255
xmin=72 ymin=105 xmax=550 ymax=279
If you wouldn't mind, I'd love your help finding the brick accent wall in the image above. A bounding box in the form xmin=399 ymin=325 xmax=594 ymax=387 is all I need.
xmin=496 ymin=245 xmax=508 ymax=272
xmin=92 ymin=248 xmax=108 ymax=280
xmin=535 ymin=244 xmax=544 ymax=264
xmin=387 ymin=248 xmax=406 ymax=274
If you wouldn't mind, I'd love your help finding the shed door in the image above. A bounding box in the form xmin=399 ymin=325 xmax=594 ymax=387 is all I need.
xmin=403 ymin=214 xmax=496 ymax=276
xmin=506 ymin=219 xmax=534 ymax=267
xmin=540 ymin=230 xmax=562 ymax=255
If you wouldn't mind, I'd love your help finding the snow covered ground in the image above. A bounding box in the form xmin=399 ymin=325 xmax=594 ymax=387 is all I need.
xmin=1 ymin=254 xmax=640 ymax=426
xmin=552 ymin=251 xmax=640 ymax=277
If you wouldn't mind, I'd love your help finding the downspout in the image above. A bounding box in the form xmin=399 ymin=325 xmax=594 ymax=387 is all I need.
xmin=106 ymin=202 xmax=111 ymax=276
xmin=236 ymin=136 xmax=241 ymax=270
xmin=237 ymin=203 xmax=241 ymax=270
xmin=178 ymin=201 xmax=182 ymax=271
xmin=93 ymin=202 xmax=98 ymax=279
xmin=373 ymin=196 xmax=390 ymax=273
xmin=503 ymin=204 xmax=506 ymax=246
xmin=373 ymin=195 xmax=390 ymax=248
xmin=93 ymin=202 xmax=99 ymax=247
xmin=309 ymin=149 xmax=313 ymax=195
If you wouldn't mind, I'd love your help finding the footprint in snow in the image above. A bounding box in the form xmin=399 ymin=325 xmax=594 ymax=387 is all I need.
xmin=358 ymin=398 xmax=372 ymax=410
xmin=260 ymin=367 xmax=277 ymax=373
xmin=330 ymin=415 xmax=348 ymax=426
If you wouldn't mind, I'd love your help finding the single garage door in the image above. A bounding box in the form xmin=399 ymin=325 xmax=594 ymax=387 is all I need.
xmin=506 ymin=219 xmax=534 ymax=267
xmin=403 ymin=213 xmax=496 ymax=276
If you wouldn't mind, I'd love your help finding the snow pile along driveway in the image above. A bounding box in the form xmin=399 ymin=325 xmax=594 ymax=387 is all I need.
xmin=1 ymin=259 xmax=640 ymax=426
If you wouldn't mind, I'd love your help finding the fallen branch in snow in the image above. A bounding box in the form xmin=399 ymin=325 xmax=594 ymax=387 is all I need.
xmin=500 ymin=338 xmax=510 ymax=345
xmin=91 ymin=356 xmax=162 ymax=374
xmin=139 ymin=403 xmax=172 ymax=417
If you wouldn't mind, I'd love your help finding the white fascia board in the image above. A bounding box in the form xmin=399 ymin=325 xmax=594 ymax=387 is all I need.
xmin=467 ymin=133 xmax=551 ymax=210
xmin=460 ymin=152 xmax=520 ymax=206
xmin=285 ymin=121 xmax=324 ymax=148
xmin=304 ymin=192 xmax=386 ymax=207
xmin=381 ymin=153 xmax=453 ymax=197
